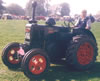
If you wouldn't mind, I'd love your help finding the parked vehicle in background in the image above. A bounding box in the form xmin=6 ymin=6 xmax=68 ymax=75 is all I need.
xmin=2 ymin=14 xmax=13 ymax=20
xmin=36 ymin=16 xmax=46 ymax=21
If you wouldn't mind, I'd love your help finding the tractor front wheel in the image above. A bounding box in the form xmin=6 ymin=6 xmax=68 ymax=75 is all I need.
xmin=2 ymin=42 xmax=23 ymax=69
xmin=21 ymin=49 xmax=50 ymax=79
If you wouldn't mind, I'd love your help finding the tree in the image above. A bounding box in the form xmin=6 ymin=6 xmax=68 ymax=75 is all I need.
xmin=60 ymin=3 xmax=70 ymax=16
xmin=25 ymin=0 xmax=51 ymax=16
xmin=36 ymin=0 xmax=46 ymax=16
xmin=0 ymin=0 xmax=5 ymax=14
xmin=7 ymin=4 xmax=25 ymax=16
xmin=44 ymin=0 xmax=51 ymax=16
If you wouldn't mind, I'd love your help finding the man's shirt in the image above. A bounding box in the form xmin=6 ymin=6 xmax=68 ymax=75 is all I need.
xmin=75 ymin=17 xmax=91 ymax=29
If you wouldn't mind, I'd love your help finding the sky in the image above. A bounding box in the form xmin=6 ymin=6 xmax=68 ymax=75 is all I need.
xmin=3 ymin=0 xmax=100 ymax=15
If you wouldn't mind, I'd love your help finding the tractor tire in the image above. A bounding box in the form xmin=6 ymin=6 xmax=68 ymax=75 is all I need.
xmin=2 ymin=42 xmax=22 ymax=69
xmin=73 ymin=29 xmax=96 ymax=42
xmin=66 ymin=35 xmax=98 ymax=70
xmin=21 ymin=49 xmax=50 ymax=79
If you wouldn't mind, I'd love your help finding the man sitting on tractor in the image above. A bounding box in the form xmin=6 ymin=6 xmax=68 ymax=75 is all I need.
xmin=75 ymin=10 xmax=95 ymax=30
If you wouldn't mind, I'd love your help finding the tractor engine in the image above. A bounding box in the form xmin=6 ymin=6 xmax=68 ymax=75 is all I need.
xmin=26 ymin=24 xmax=45 ymax=49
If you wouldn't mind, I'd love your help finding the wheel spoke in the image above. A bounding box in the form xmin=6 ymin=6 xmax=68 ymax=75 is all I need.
xmin=7 ymin=47 xmax=20 ymax=64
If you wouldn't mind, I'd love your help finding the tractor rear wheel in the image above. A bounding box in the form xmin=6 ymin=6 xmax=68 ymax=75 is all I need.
xmin=66 ymin=35 xmax=98 ymax=70
xmin=21 ymin=49 xmax=50 ymax=79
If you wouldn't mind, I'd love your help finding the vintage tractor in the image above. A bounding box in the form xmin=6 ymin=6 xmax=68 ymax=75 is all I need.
xmin=2 ymin=2 xmax=98 ymax=79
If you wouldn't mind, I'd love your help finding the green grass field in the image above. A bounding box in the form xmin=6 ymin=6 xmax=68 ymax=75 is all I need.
xmin=0 ymin=20 xmax=100 ymax=81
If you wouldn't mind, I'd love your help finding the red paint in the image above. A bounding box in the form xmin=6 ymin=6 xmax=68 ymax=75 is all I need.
xmin=29 ymin=54 xmax=46 ymax=75
xmin=77 ymin=42 xmax=94 ymax=65
xmin=26 ymin=28 xmax=30 ymax=32
xmin=7 ymin=48 xmax=20 ymax=64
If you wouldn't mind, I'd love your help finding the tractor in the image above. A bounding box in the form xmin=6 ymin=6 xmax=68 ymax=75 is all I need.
xmin=2 ymin=1 xmax=98 ymax=79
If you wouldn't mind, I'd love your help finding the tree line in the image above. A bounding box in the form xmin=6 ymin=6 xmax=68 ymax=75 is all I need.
xmin=0 ymin=0 xmax=70 ymax=17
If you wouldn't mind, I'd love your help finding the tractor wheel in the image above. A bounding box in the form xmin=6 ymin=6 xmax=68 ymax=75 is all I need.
xmin=21 ymin=49 xmax=50 ymax=79
xmin=66 ymin=35 xmax=98 ymax=70
xmin=2 ymin=42 xmax=22 ymax=69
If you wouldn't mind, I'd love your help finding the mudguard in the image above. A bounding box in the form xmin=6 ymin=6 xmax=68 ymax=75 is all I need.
xmin=73 ymin=28 xmax=96 ymax=42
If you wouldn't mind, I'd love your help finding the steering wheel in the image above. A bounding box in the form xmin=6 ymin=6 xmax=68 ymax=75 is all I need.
xmin=63 ymin=19 xmax=75 ymax=29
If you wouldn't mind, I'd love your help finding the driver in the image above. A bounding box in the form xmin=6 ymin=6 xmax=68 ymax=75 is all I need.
xmin=75 ymin=10 xmax=91 ymax=30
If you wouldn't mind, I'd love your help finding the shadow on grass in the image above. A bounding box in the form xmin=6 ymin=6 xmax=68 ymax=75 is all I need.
xmin=29 ymin=62 xmax=100 ymax=81
xmin=8 ymin=68 xmax=22 ymax=72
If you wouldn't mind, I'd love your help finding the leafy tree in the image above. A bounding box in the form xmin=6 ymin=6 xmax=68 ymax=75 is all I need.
xmin=45 ymin=0 xmax=51 ymax=16
xmin=36 ymin=0 xmax=46 ymax=16
xmin=0 ymin=0 xmax=5 ymax=14
xmin=7 ymin=4 xmax=25 ymax=16
xmin=25 ymin=0 xmax=51 ymax=16
xmin=60 ymin=2 xmax=70 ymax=16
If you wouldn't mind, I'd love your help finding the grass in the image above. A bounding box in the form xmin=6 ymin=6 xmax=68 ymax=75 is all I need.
xmin=0 ymin=20 xmax=100 ymax=81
